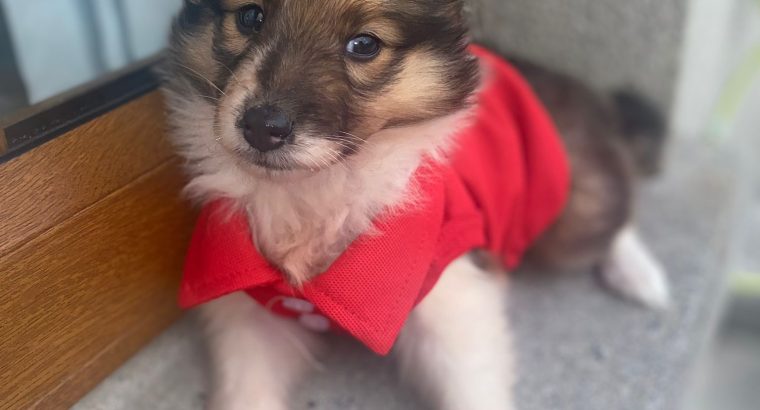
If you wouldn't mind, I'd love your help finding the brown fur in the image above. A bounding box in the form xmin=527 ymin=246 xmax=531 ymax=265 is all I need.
xmin=166 ymin=0 xmax=478 ymax=170
xmin=515 ymin=59 xmax=636 ymax=271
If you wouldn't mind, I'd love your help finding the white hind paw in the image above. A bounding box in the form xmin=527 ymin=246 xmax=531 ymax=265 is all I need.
xmin=601 ymin=227 xmax=671 ymax=310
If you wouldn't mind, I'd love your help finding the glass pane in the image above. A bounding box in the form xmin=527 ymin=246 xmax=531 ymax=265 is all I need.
xmin=0 ymin=0 xmax=182 ymax=119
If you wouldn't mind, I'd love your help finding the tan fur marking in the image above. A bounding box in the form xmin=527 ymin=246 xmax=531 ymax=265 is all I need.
xmin=346 ymin=49 xmax=394 ymax=87
xmin=362 ymin=20 xmax=404 ymax=46
xmin=368 ymin=50 xmax=451 ymax=120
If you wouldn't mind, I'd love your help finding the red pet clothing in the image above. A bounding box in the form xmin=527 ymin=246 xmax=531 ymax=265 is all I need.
xmin=179 ymin=46 xmax=571 ymax=355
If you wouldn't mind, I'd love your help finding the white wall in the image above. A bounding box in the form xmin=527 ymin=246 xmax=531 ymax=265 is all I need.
xmin=121 ymin=0 xmax=183 ymax=59
xmin=1 ymin=0 xmax=181 ymax=104
xmin=672 ymin=0 xmax=760 ymax=139
xmin=469 ymin=0 xmax=688 ymax=112
xmin=2 ymin=0 xmax=98 ymax=103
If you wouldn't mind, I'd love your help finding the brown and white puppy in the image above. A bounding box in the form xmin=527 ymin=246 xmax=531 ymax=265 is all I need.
xmin=163 ymin=1 xmax=669 ymax=409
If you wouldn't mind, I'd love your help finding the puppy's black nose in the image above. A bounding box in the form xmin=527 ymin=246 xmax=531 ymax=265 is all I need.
xmin=242 ymin=105 xmax=293 ymax=152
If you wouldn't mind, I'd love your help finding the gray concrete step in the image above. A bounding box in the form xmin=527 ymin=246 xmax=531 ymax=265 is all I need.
xmin=74 ymin=140 xmax=736 ymax=410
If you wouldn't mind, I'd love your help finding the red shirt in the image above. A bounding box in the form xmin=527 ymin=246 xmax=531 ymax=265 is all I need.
xmin=179 ymin=46 xmax=570 ymax=355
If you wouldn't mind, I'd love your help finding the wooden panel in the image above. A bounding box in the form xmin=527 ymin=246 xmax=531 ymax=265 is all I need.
xmin=0 ymin=92 xmax=173 ymax=258
xmin=0 ymin=160 xmax=195 ymax=409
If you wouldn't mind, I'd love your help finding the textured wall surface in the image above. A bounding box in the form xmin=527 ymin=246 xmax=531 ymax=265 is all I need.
xmin=468 ymin=0 xmax=688 ymax=111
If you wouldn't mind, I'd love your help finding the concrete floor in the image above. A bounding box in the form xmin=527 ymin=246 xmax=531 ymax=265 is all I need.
xmin=689 ymin=299 xmax=760 ymax=410
xmin=73 ymin=139 xmax=737 ymax=410
xmin=72 ymin=53 xmax=760 ymax=410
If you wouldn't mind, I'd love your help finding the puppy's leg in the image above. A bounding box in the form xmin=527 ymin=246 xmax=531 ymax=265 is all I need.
xmin=199 ymin=292 xmax=322 ymax=410
xmin=601 ymin=226 xmax=671 ymax=309
xmin=396 ymin=255 xmax=516 ymax=410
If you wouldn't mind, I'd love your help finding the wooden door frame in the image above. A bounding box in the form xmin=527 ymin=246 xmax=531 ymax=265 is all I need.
xmin=0 ymin=57 xmax=194 ymax=409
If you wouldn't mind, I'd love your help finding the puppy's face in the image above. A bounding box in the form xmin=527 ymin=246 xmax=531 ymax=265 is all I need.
xmin=165 ymin=0 xmax=478 ymax=174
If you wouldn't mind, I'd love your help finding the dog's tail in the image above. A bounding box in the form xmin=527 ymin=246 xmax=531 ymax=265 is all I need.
xmin=612 ymin=90 xmax=668 ymax=177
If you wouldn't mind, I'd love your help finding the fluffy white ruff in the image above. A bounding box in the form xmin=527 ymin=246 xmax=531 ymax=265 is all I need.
xmin=164 ymin=87 xmax=472 ymax=282
xmin=199 ymin=293 xmax=322 ymax=410
xmin=397 ymin=255 xmax=516 ymax=410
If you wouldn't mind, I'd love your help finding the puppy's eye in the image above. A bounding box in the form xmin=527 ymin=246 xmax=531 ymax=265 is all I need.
xmin=237 ymin=5 xmax=265 ymax=33
xmin=346 ymin=35 xmax=381 ymax=60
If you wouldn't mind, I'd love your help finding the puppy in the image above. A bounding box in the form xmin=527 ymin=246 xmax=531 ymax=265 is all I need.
xmin=163 ymin=1 xmax=670 ymax=409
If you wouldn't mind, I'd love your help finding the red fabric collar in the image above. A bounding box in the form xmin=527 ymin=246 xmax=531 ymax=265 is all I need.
xmin=179 ymin=46 xmax=570 ymax=355
xmin=179 ymin=165 xmax=486 ymax=355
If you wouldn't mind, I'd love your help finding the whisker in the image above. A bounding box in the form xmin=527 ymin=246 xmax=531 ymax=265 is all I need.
xmin=322 ymin=138 xmax=357 ymax=151
xmin=293 ymin=144 xmax=325 ymax=172
xmin=336 ymin=131 xmax=369 ymax=144
xmin=218 ymin=61 xmax=241 ymax=84
xmin=324 ymin=134 xmax=365 ymax=147
xmin=325 ymin=135 xmax=373 ymax=152
xmin=331 ymin=132 xmax=374 ymax=151
xmin=320 ymin=147 xmax=351 ymax=170
xmin=197 ymin=94 xmax=221 ymax=102
xmin=324 ymin=134 xmax=359 ymax=142
xmin=291 ymin=142 xmax=331 ymax=171
xmin=324 ymin=133 xmax=357 ymax=143
xmin=305 ymin=156 xmax=323 ymax=172
xmin=316 ymin=136 xmax=357 ymax=153
xmin=296 ymin=142 xmax=350 ymax=172
xmin=175 ymin=63 xmax=227 ymax=97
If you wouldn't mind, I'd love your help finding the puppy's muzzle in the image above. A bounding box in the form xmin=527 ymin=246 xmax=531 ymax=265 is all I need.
xmin=241 ymin=105 xmax=294 ymax=152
